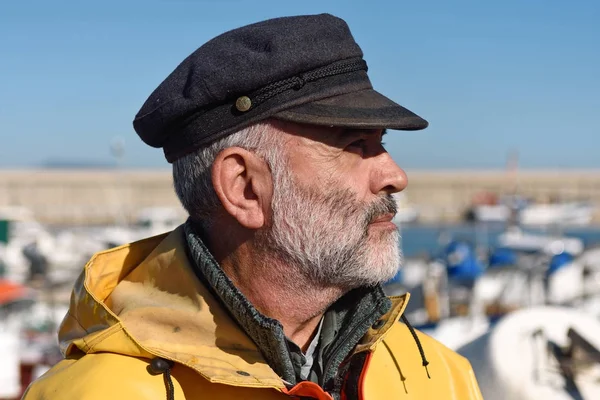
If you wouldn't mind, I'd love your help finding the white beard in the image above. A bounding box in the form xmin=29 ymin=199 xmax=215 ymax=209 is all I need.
xmin=257 ymin=166 xmax=402 ymax=290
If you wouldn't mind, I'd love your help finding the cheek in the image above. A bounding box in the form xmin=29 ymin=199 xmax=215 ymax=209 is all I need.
xmin=287 ymin=141 xmax=372 ymax=194
xmin=285 ymin=142 xmax=334 ymax=184
xmin=341 ymin=163 xmax=373 ymax=197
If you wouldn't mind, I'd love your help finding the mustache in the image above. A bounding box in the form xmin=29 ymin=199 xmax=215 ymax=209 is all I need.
xmin=364 ymin=195 xmax=397 ymax=225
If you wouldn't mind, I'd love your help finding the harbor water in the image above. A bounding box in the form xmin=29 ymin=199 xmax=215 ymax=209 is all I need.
xmin=401 ymin=222 xmax=600 ymax=259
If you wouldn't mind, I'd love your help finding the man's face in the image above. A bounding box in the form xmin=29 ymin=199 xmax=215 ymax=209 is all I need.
xmin=257 ymin=121 xmax=407 ymax=290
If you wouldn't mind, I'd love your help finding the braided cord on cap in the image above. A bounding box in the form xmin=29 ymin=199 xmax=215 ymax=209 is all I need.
xmin=250 ymin=58 xmax=367 ymax=108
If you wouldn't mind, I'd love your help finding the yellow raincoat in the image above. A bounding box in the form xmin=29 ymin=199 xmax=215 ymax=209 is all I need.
xmin=23 ymin=226 xmax=483 ymax=399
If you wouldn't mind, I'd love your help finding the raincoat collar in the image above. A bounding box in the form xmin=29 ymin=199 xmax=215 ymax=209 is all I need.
xmin=57 ymin=226 xmax=410 ymax=389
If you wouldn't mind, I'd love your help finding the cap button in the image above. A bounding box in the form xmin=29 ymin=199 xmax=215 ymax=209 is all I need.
xmin=235 ymin=96 xmax=252 ymax=112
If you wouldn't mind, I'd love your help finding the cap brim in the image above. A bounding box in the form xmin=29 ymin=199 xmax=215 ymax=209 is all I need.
xmin=273 ymin=89 xmax=428 ymax=130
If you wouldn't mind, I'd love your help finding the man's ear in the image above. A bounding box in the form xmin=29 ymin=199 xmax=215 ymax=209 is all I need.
xmin=211 ymin=147 xmax=273 ymax=229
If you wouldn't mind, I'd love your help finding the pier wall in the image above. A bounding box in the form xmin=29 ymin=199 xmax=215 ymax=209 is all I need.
xmin=1 ymin=169 xmax=600 ymax=225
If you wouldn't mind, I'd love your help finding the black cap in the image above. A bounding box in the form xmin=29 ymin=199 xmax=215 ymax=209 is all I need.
xmin=133 ymin=14 xmax=428 ymax=163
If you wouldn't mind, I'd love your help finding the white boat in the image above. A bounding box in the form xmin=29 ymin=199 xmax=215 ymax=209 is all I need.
xmin=464 ymin=193 xmax=528 ymax=223
xmin=470 ymin=204 xmax=511 ymax=223
xmin=388 ymin=231 xmax=595 ymax=350
xmin=0 ymin=330 xmax=20 ymax=399
xmin=90 ymin=206 xmax=185 ymax=246
xmin=0 ymin=279 xmax=66 ymax=399
xmin=458 ymin=307 xmax=600 ymax=400
xmin=419 ymin=315 xmax=491 ymax=351
xmin=466 ymin=194 xmax=595 ymax=227
xmin=519 ymin=202 xmax=595 ymax=227
xmin=0 ymin=207 xmax=101 ymax=284
xmin=543 ymin=246 xmax=600 ymax=316
xmin=497 ymin=226 xmax=584 ymax=256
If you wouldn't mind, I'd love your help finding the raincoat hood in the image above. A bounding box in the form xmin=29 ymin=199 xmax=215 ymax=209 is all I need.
xmin=59 ymin=225 xmax=289 ymax=388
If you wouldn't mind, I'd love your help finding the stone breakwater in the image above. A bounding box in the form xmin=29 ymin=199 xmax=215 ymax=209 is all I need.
xmin=1 ymin=169 xmax=600 ymax=225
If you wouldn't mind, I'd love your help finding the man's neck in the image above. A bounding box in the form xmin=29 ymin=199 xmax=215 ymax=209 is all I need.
xmin=218 ymin=243 xmax=345 ymax=351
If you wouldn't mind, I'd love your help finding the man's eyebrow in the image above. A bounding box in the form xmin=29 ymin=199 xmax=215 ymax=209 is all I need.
xmin=335 ymin=128 xmax=387 ymax=146
xmin=341 ymin=128 xmax=387 ymax=138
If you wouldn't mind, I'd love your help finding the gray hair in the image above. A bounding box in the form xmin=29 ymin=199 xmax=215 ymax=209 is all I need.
xmin=172 ymin=121 xmax=285 ymax=225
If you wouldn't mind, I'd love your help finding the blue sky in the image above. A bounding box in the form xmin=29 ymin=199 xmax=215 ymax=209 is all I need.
xmin=1 ymin=0 xmax=598 ymax=169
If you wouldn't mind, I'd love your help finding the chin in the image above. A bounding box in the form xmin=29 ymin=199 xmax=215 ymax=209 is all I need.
xmin=360 ymin=242 xmax=402 ymax=287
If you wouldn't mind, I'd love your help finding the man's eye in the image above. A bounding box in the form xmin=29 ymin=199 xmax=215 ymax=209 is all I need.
xmin=347 ymin=139 xmax=367 ymax=151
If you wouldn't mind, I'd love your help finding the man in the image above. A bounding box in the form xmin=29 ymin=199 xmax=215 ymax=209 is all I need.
xmin=23 ymin=14 xmax=482 ymax=399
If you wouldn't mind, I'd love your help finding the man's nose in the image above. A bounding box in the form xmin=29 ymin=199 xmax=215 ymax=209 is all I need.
xmin=371 ymin=153 xmax=408 ymax=195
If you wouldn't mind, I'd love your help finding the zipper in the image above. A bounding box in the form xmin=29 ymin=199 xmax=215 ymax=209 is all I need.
xmin=321 ymin=301 xmax=383 ymax=388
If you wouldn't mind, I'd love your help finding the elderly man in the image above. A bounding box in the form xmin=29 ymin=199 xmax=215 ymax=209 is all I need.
xmin=23 ymin=14 xmax=482 ymax=400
